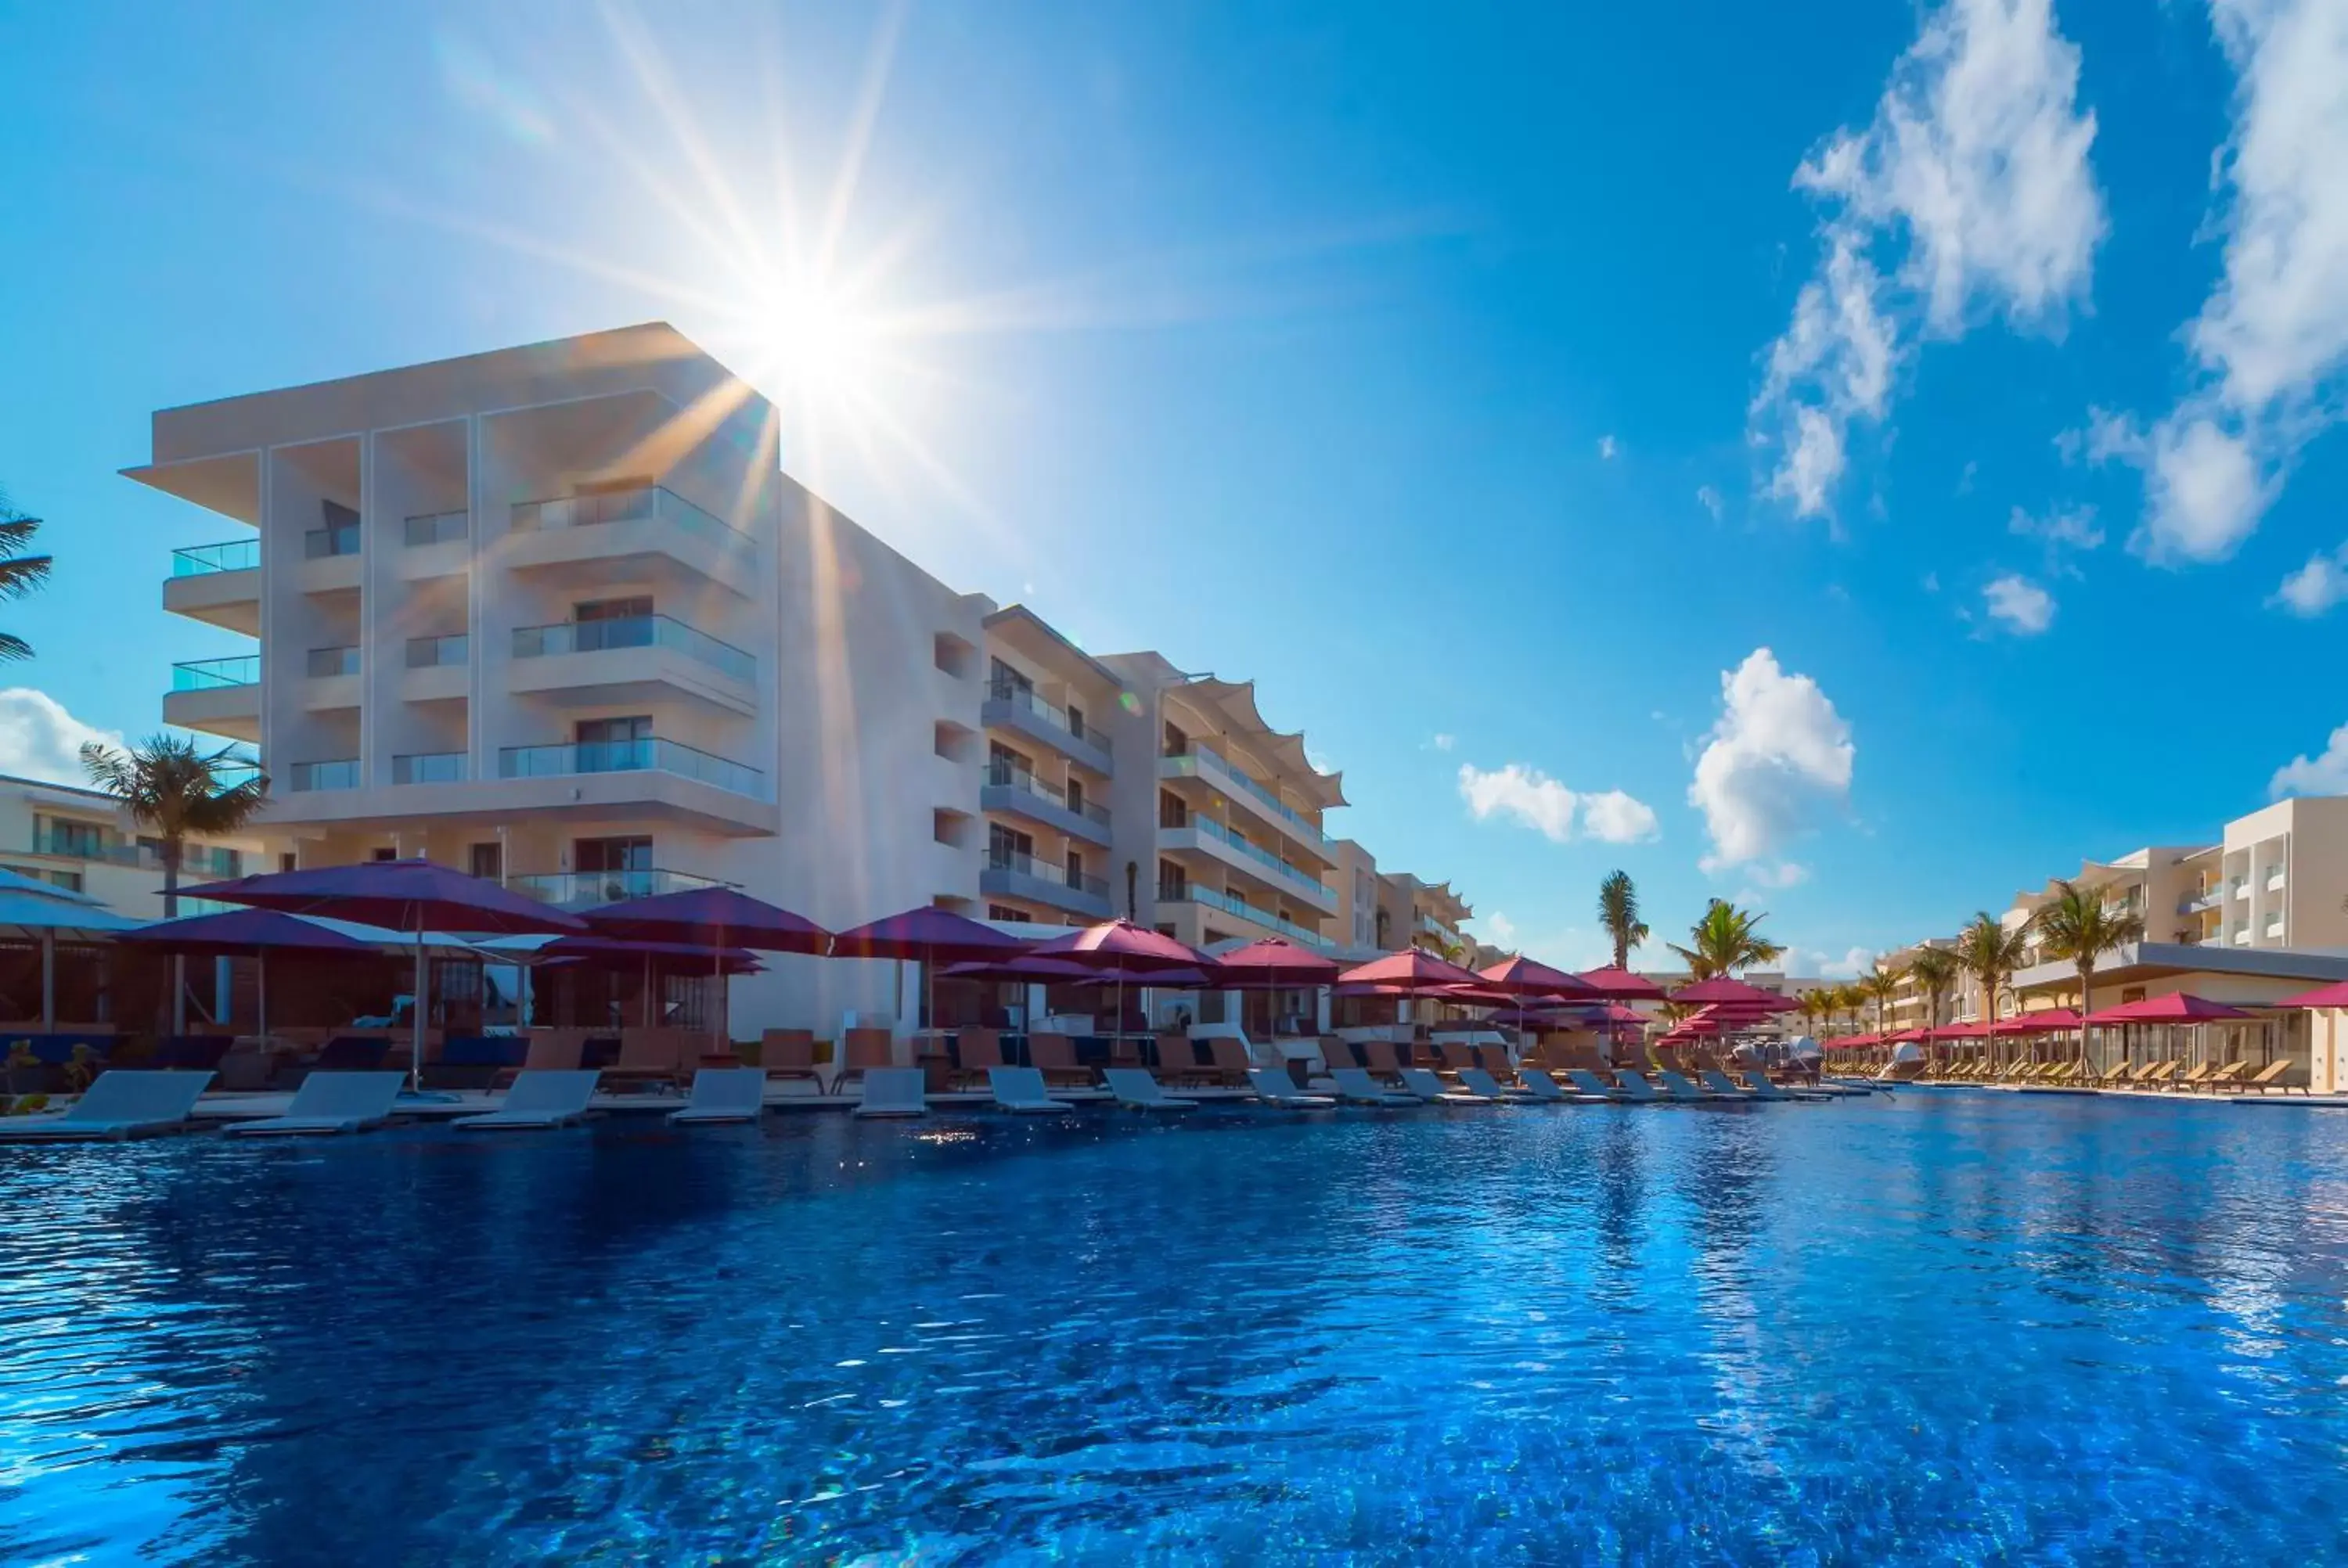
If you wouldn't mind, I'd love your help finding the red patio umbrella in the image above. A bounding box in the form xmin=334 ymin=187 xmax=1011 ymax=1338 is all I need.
xmin=1576 ymin=966 xmax=1669 ymax=1001
xmin=2280 ymin=980 xmax=2348 ymax=1009
xmin=2083 ymin=993 xmax=2255 ymax=1024
xmin=830 ymin=906 xmax=1034 ymax=1034
xmin=1212 ymin=937 xmax=1341 ymax=990
xmin=1476 ymin=955 xmax=1596 ymax=998
xmin=197 ymin=858 xmax=585 ymax=1088
xmin=1338 ymin=949 xmax=1484 ymax=990
xmin=583 ymin=886 xmax=832 ymax=1051
xmin=1992 ymin=1008 xmax=2083 ymax=1034
xmin=1667 ymin=976 xmax=1801 ymax=1011
xmin=116 ymin=908 xmax=379 ymax=1039
xmin=1025 ymin=920 xmax=1213 ymax=1038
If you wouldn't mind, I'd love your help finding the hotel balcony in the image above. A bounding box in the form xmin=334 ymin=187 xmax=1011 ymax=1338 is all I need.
xmin=304 ymin=645 xmax=361 ymax=712
xmin=506 ymin=867 xmax=721 ymax=909
xmin=1158 ymin=883 xmax=1335 ymax=951
xmin=981 ymin=762 xmax=1112 ymax=849
xmin=300 ymin=519 xmax=362 ymax=594
xmin=1158 ymin=744 xmax=1330 ymax=861
xmin=163 ymin=656 xmax=261 ymax=741
xmin=2178 ymin=886 xmax=2225 ymax=915
xmin=503 ymin=486 xmax=757 ymax=598
xmin=1156 ymin=815 xmax=1338 ymax=915
xmin=163 ymin=539 xmax=259 ymax=634
xmin=507 ymin=614 xmax=756 ymax=717
xmin=981 ymin=681 xmax=1113 ymax=775
xmin=402 ymin=634 xmax=470 ymax=703
xmin=981 ymin=851 xmax=1111 ymax=920
xmin=398 ymin=509 xmax=470 ymax=582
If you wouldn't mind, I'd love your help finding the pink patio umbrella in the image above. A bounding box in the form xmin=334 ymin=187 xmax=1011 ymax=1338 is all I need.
xmin=2279 ymin=980 xmax=2348 ymax=1009
xmin=1576 ymin=966 xmax=1670 ymax=1002
xmin=1338 ymin=949 xmax=1485 ymax=990
xmin=1212 ymin=937 xmax=1341 ymax=990
xmin=1025 ymin=920 xmax=1213 ymax=1039
xmin=1476 ymin=955 xmax=1597 ymax=999
xmin=830 ymin=906 xmax=1034 ymax=1034
xmin=115 ymin=907 xmax=378 ymax=1040
xmin=2084 ymin=992 xmax=2259 ymax=1076
xmin=1668 ymin=976 xmax=1799 ymax=1059
xmin=584 ymin=886 xmax=832 ymax=1052
xmin=196 ymin=858 xmax=585 ymax=1088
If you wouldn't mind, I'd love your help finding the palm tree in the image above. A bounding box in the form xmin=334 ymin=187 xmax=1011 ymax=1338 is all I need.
xmin=0 ymin=489 xmax=52 ymax=661
xmin=1667 ymin=898 xmax=1784 ymax=980
xmin=1860 ymin=963 xmax=1902 ymax=1035
xmin=81 ymin=735 xmax=270 ymax=916
xmin=1796 ymin=990 xmax=1827 ymax=1037
xmin=1954 ymin=912 xmax=2029 ymax=1039
xmin=1597 ymin=870 xmax=1648 ymax=969
xmin=2031 ymin=879 xmax=2143 ymax=1063
xmin=1832 ymin=981 xmax=1865 ymax=1036
xmin=1907 ymin=946 xmax=1959 ymax=1034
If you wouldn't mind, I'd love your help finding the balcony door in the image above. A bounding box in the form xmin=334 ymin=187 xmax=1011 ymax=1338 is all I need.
xmin=574 ymin=836 xmax=653 ymax=902
xmin=575 ymin=715 xmax=651 ymax=771
xmin=988 ymin=822 xmax=1033 ymax=871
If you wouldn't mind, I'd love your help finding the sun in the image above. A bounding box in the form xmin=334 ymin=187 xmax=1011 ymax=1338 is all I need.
xmin=747 ymin=275 xmax=884 ymax=405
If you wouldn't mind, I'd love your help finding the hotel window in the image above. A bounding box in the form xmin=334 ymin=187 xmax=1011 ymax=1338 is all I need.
xmin=1162 ymin=722 xmax=1188 ymax=757
xmin=988 ymin=741 xmax=1031 ymax=785
xmin=989 ymin=657 xmax=1031 ymax=701
xmin=1067 ymin=703 xmax=1086 ymax=741
xmin=1157 ymin=858 xmax=1188 ymax=901
xmin=468 ymin=842 xmax=502 ymax=881
xmin=370 ymin=847 xmax=398 ymax=862
xmin=988 ymin=824 xmax=1032 ymax=869
xmin=38 ymin=817 xmax=106 ymax=859
xmin=988 ymin=904 xmax=1029 ymax=923
xmin=1159 ymin=791 xmax=1188 ymax=829
xmin=279 ymin=852 xmax=297 ymax=873
xmin=574 ymin=837 xmax=652 ymax=874
xmin=1064 ymin=778 xmax=1086 ymax=815
xmin=1065 ymin=849 xmax=1084 ymax=886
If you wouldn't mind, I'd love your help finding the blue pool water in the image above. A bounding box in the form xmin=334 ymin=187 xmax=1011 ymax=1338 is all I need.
xmin=6 ymin=1091 xmax=2348 ymax=1563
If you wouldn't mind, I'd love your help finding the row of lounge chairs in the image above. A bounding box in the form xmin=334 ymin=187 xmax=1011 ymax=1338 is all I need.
xmin=1919 ymin=1056 xmax=2303 ymax=1093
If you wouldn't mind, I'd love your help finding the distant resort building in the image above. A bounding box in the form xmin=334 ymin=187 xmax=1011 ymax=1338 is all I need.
xmin=117 ymin=322 xmax=1484 ymax=1035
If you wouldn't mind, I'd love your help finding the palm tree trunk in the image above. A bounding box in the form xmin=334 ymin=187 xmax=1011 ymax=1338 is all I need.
xmin=2079 ymin=963 xmax=2092 ymax=1074
xmin=164 ymin=843 xmax=184 ymax=1036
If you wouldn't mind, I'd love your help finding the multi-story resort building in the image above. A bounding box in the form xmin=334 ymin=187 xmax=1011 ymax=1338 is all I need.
xmin=0 ymin=773 xmax=262 ymax=918
xmin=126 ymin=323 xmax=1475 ymax=1034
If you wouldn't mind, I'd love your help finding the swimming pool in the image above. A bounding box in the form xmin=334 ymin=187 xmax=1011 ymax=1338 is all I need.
xmin=5 ymin=1091 xmax=2347 ymax=1563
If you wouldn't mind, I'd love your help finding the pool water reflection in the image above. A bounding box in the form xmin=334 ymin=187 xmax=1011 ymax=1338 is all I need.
xmin=4 ymin=1091 xmax=2347 ymax=1563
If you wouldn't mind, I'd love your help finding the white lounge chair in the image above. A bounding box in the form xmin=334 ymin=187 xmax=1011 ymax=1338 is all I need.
xmin=855 ymin=1067 xmax=928 ymax=1119
xmin=452 ymin=1070 xmax=600 ymax=1131
xmin=989 ymin=1066 xmax=1074 ymax=1115
xmin=1247 ymin=1068 xmax=1334 ymax=1109
xmin=1565 ymin=1068 xmax=1631 ymax=1102
xmin=225 ymin=1070 xmax=404 ymax=1137
xmin=1455 ymin=1067 xmax=1529 ymax=1102
xmin=668 ymin=1067 xmax=769 ymax=1125
xmin=1515 ymin=1069 xmax=1577 ymax=1102
xmin=1102 ymin=1067 xmax=1196 ymax=1111
xmin=1736 ymin=1070 xmax=1820 ymax=1101
xmin=1653 ymin=1070 xmax=1724 ymax=1102
xmin=1329 ymin=1066 xmax=1418 ymax=1106
xmin=1697 ymin=1069 xmax=1761 ymax=1100
xmin=0 ymin=1070 xmax=214 ymax=1142
xmin=1395 ymin=1068 xmax=1453 ymax=1102
xmin=1611 ymin=1070 xmax=1667 ymax=1102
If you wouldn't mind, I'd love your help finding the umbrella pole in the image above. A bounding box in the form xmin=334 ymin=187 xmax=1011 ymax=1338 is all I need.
xmin=41 ymin=930 xmax=55 ymax=1034
xmin=412 ymin=928 xmax=427 ymax=1092
xmin=712 ymin=943 xmax=723 ymax=1059
xmin=257 ymin=951 xmax=268 ymax=1040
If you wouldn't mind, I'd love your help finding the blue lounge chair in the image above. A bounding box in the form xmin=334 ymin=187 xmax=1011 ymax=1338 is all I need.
xmin=452 ymin=1070 xmax=600 ymax=1131
xmin=0 ymin=1070 xmax=214 ymax=1142
xmin=226 ymin=1070 xmax=405 ymax=1136
xmin=669 ymin=1067 xmax=769 ymax=1124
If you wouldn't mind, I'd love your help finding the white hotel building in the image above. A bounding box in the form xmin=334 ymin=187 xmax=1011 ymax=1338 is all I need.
xmin=126 ymin=324 xmax=1433 ymax=1034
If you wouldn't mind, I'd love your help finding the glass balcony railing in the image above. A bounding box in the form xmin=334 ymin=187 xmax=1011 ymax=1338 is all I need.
xmin=307 ymin=646 xmax=360 ymax=678
xmin=304 ymin=522 xmax=361 ymax=559
xmin=985 ymin=851 xmax=1109 ymax=900
xmin=405 ymin=633 xmax=469 ymax=668
xmin=403 ymin=509 xmax=468 ymax=547
xmin=172 ymin=539 xmax=258 ymax=576
xmin=172 ymin=656 xmax=259 ymax=691
xmin=509 ymin=485 xmax=753 ymax=550
xmin=985 ymin=680 xmax=1100 ymax=748
xmin=32 ymin=827 xmax=247 ymax=879
xmin=511 ymin=615 xmax=754 ymax=684
xmin=497 ymin=737 xmax=769 ymax=800
xmin=391 ymin=752 xmax=466 ymax=785
xmin=290 ymin=759 xmax=361 ymax=793
xmin=507 ymin=868 xmax=721 ymax=908
xmin=1163 ymin=744 xmax=1327 ymax=845
xmin=985 ymin=761 xmax=1111 ymax=828
xmin=1165 ymin=883 xmax=1335 ymax=951
xmin=1184 ymin=814 xmax=1334 ymax=899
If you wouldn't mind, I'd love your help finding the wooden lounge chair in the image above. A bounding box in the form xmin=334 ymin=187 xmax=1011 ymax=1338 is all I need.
xmin=2168 ymin=1063 xmax=2215 ymax=1091
xmin=951 ymin=1027 xmax=1003 ymax=1090
xmin=2191 ymin=1059 xmax=2249 ymax=1093
xmin=2137 ymin=1061 xmax=2177 ymax=1088
xmin=1152 ymin=1032 xmax=1215 ymax=1088
xmin=492 ymin=1028 xmax=586 ymax=1091
xmin=756 ymin=1029 xmax=823 ymax=1088
xmin=1357 ymin=1039 xmax=1406 ymax=1083
xmin=1028 ymin=1034 xmax=1093 ymax=1091
xmin=603 ymin=1029 xmax=690 ymax=1093
xmin=2220 ymin=1059 xmax=2296 ymax=1095
xmin=1437 ymin=1041 xmax=1475 ymax=1074
xmin=1205 ymin=1037 xmax=1253 ymax=1087
xmin=833 ymin=1027 xmax=895 ymax=1093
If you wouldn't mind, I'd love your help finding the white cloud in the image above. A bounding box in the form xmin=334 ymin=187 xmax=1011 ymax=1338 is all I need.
xmin=1580 ymin=789 xmax=1662 ymax=845
xmin=1921 ymin=570 xmax=1942 ymax=593
xmin=1751 ymin=0 xmax=2104 ymax=517
xmin=1791 ymin=944 xmax=1880 ymax=979
xmin=1982 ymin=573 xmax=2056 ymax=634
xmin=1696 ymin=484 xmax=1724 ymax=520
xmin=0 ymin=688 xmax=124 ymax=786
xmin=1481 ymin=912 xmax=1519 ymax=946
xmin=1429 ymin=732 xmax=1455 ymax=752
xmin=1743 ymin=861 xmax=1811 ymax=890
xmin=1457 ymin=763 xmax=1660 ymax=847
xmin=1688 ymin=649 xmax=1856 ymax=870
xmin=2272 ymin=721 xmax=2348 ymax=798
xmin=1597 ymin=434 xmax=1619 ymax=460
xmin=2008 ymin=502 xmax=2104 ymax=576
xmin=2096 ymin=0 xmax=2348 ymax=561
xmin=2271 ymin=544 xmax=2348 ymax=616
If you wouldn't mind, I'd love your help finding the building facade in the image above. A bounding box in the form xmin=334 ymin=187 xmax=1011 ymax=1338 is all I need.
xmin=0 ymin=773 xmax=261 ymax=918
xmin=132 ymin=324 xmax=1471 ymax=1034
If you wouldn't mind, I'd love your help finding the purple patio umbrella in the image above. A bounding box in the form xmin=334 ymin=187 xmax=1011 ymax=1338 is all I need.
xmin=114 ymin=908 xmax=377 ymax=1038
xmin=582 ymin=886 xmax=832 ymax=1049
xmin=830 ymin=906 xmax=1033 ymax=1034
xmin=198 ymin=858 xmax=585 ymax=1088
xmin=1211 ymin=937 xmax=1338 ymax=990
xmin=1025 ymin=920 xmax=1212 ymax=1039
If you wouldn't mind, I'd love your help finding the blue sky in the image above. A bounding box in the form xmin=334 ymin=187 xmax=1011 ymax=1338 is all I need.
xmin=3 ymin=0 xmax=2346 ymax=975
